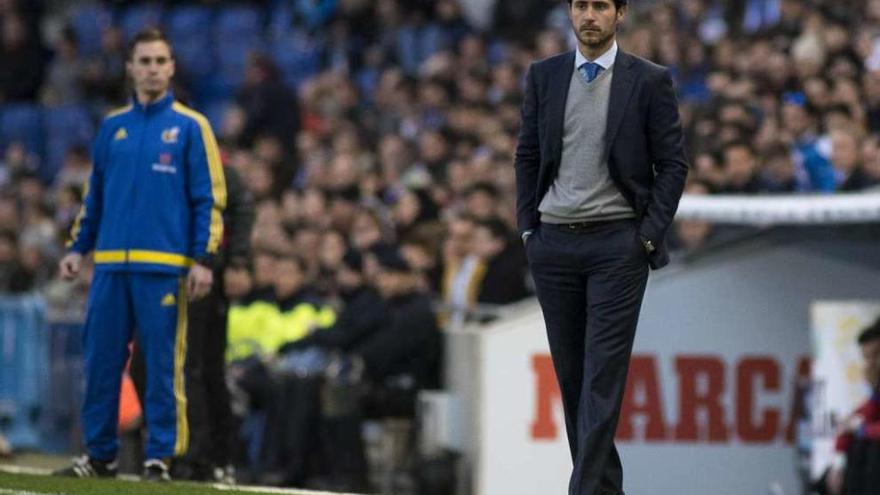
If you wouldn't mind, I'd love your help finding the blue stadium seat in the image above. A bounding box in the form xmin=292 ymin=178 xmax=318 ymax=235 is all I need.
xmin=167 ymin=6 xmax=215 ymax=79
xmin=215 ymin=6 xmax=266 ymax=87
xmin=271 ymin=32 xmax=322 ymax=91
xmin=69 ymin=4 xmax=114 ymax=57
xmin=43 ymin=105 xmax=95 ymax=184
xmin=268 ymin=1 xmax=295 ymax=42
xmin=120 ymin=2 xmax=164 ymax=42
xmin=0 ymin=104 xmax=44 ymax=161
xmin=202 ymin=100 xmax=231 ymax=135
xmin=216 ymin=37 xmax=266 ymax=88
xmin=216 ymin=6 xmax=263 ymax=39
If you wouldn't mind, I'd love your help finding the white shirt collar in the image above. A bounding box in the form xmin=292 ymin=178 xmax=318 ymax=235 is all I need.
xmin=575 ymin=40 xmax=618 ymax=71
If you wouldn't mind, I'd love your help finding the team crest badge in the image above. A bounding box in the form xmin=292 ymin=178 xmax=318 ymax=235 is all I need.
xmin=114 ymin=127 xmax=128 ymax=141
xmin=161 ymin=126 xmax=180 ymax=144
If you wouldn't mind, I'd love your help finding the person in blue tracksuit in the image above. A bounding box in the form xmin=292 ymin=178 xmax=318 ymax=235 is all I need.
xmin=54 ymin=28 xmax=226 ymax=482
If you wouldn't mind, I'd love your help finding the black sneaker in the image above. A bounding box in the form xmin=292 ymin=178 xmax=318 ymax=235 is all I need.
xmin=142 ymin=458 xmax=171 ymax=482
xmin=53 ymin=455 xmax=118 ymax=478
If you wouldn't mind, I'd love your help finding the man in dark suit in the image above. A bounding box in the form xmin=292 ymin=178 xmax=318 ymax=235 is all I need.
xmin=514 ymin=1 xmax=688 ymax=494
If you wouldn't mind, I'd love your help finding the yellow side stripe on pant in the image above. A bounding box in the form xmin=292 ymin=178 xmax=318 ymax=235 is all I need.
xmin=173 ymin=278 xmax=190 ymax=456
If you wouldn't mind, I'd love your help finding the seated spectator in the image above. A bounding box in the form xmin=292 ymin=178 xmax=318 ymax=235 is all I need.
xmin=831 ymin=129 xmax=873 ymax=191
xmin=0 ymin=229 xmax=31 ymax=293
xmin=464 ymin=182 xmax=503 ymax=221
xmin=54 ymin=145 xmax=92 ymax=190
xmin=721 ymin=141 xmax=765 ymax=194
xmin=40 ymin=26 xmax=84 ymax=106
xmin=782 ymin=95 xmax=836 ymax=192
xmin=82 ymin=26 xmax=126 ymax=106
xmin=226 ymin=254 xmax=334 ymax=361
xmin=393 ymin=187 xmax=440 ymax=241
xmin=265 ymin=255 xmax=335 ymax=354
xmin=469 ymin=218 xmax=529 ymax=306
xmin=760 ymin=143 xmax=798 ymax=193
xmin=284 ymin=249 xmax=388 ymax=355
xmin=825 ymin=317 xmax=880 ymax=495
xmin=0 ymin=12 xmax=44 ymax=103
xmin=357 ymin=247 xmax=443 ymax=409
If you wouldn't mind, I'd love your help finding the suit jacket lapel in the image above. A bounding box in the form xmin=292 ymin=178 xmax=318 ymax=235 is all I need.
xmin=549 ymin=51 xmax=575 ymax=166
xmin=605 ymin=50 xmax=636 ymax=155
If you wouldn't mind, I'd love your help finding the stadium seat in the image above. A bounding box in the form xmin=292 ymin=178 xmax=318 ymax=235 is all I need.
xmin=271 ymin=32 xmax=323 ymax=91
xmin=215 ymin=6 xmax=266 ymax=87
xmin=43 ymin=105 xmax=94 ymax=184
xmin=69 ymin=3 xmax=114 ymax=57
xmin=167 ymin=6 xmax=215 ymax=79
xmin=202 ymin=100 xmax=230 ymax=134
xmin=267 ymin=1 xmax=295 ymax=42
xmin=120 ymin=3 xmax=164 ymax=41
xmin=216 ymin=6 xmax=263 ymax=39
xmin=0 ymin=104 xmax=44 ymax=161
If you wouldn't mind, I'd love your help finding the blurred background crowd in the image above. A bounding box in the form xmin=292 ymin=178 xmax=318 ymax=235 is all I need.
xmin=3 ymin=0 xmax=880 ymax=298
xmin=2 ymin=0 xmax=880 ymax=490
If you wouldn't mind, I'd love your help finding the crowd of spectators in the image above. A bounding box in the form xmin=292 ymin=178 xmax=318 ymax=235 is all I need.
xmin=2 ymin=0 xmax=880 ymax=300
xmin=3 ymin=0 xmax=880 ymax=487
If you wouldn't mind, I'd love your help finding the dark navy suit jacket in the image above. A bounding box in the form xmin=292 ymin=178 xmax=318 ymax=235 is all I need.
xmin=514 ymin=49 xmax=689 ymax=269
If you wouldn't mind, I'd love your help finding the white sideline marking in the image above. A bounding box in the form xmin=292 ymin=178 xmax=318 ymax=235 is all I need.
xmin=0 ymin=465 xmax=49 ymax=476
xmin=0 ymin=464 xmax=368 ymax=495
xmin=0 ymin=489 xmax=64 ymax=495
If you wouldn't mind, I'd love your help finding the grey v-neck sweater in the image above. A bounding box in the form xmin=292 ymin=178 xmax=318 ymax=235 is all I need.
xmin=538 ymin=65 xmax=634 ymax=223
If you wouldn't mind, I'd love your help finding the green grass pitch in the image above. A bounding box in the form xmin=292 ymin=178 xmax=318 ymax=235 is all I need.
xmin=0 ymin=467 xmax=364 ymax=495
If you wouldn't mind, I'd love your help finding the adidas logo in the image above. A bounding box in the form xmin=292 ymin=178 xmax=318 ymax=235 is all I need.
xmin=160 ymin=293 xmax=176 ymax=306
xmin=114 ymin=127 xmax=128 ymax=141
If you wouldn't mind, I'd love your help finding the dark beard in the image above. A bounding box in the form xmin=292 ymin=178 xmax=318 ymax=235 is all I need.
xmin=578 ymin=29 xmax=615 ymax=50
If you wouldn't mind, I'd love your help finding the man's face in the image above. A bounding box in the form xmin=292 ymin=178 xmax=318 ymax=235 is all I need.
xmin=569 ymin=0 xmax=625 ymax=51
xmin=863 ymin=339 xmax=880 ymax=389
xmin=831 ymin=131 xmax=861 ymax=172
xmin=376 ymin=270 xmax=409 ymax=298
xmin=724 ymin=146 xmax=756 ymax=183
xmin=127 ymin=40 xmax=175 ymax=98
xmin=273 ymin=259 xmax=304 ymax=298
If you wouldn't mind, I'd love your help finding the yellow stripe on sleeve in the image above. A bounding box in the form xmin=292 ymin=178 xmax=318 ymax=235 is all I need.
xmin=171 ymin=102 xmax=227 ymax=255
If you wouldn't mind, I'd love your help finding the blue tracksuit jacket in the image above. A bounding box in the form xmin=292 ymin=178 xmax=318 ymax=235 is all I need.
xmin=68 ymin=92 xmax=226 ymax=273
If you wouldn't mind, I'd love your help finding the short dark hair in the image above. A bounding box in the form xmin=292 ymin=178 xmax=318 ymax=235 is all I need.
xmin=476 ymin=218 xmax=510 ymax=241
xmin=127 ymin=27 xmax=174 ymax=61
xmin=568 ymin=0 xmax=629 ymax=8
xmin=858 ymin=317 xmax=880 ymax=346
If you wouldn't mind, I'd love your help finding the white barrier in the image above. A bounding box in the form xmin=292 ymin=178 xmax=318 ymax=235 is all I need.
xmin=676 ymin=190 xmax=880 ymax=225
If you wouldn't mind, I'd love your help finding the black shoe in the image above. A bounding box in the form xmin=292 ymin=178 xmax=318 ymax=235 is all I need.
xmin=142 ymin=458 xmax=171 ymax=482
xmin=53 ymin=455 xmax=118 ymax=478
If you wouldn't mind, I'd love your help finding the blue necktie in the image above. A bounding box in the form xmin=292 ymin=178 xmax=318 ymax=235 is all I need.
xmin=579 ymin=62 xmax=603 ymax=83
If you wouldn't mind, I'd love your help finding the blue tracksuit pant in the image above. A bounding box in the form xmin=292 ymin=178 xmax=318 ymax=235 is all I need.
xmin=81 ymin=271 xmax=189 ymax=461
